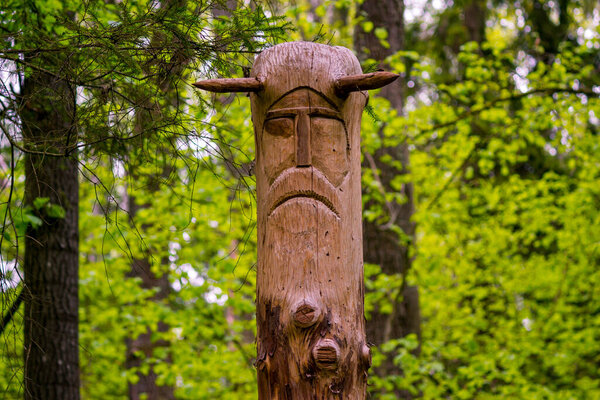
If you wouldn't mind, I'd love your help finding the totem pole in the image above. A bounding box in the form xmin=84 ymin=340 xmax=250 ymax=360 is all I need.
xmin=194 ymin=42 xmax=398 ymax=399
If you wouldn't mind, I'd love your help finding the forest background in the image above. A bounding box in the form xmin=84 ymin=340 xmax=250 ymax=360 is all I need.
xmin=1 ymin=0 xmax=599 ymax=399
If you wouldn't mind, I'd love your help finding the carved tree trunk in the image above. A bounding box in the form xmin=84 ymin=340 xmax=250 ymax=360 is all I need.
xmin=194 ymin=41 xmax=398 ymax=399
xmin=21 ymin=67 xmax=80 ymax=400
xmin=251 ymin=42 xmax=370 ymax=399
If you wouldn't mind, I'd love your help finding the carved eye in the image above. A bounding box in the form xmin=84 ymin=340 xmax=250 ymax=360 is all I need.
xmin=264 ymin=118 xmax=293 ymax=137
xmin=309 ymin=117 xmax=349 ymax=187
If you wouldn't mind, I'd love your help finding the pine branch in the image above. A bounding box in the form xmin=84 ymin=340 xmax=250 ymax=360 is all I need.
xmin=0 ymin=289 xmax=23 ymax=336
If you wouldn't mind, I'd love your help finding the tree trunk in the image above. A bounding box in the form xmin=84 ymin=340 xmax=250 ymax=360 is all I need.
xmin=354 ymin=0 xmax=421 ymax=396
xmin=124 ymin=244 xmax=173 ymax=400
xmin=193 ymin=41 xmax=398 ymax=399
xmin=251 ymin=42 xmax=371 ymax=399
xmin=21 ymin=68 xmax=80 ymax=400
xmin=463 ymin=0 xmax=486 ymax=45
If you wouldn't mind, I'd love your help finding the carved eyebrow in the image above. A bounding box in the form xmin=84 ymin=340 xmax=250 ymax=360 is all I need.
xmin=265 ymin=107 xmax=343 ymax=121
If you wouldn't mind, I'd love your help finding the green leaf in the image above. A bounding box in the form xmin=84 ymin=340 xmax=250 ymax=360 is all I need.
xmin=47 ymin=204 xmax=66 ymax=219
xmin=362 ymin=21 xmax=374 ymax=33
xmin=374 ymin=27 xmax=388 ymax=40
xmin=33 ymin=197 xmax=50 ymax=210
xmin=24 ymin=214 xmax=43 ymax=228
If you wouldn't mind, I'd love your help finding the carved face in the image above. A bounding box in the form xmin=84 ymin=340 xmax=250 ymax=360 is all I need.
xmin=249 ymin=43 xmax=374 ymax=397
xmin=260 ymin=88 xmax=350 ymax=189
xmin=259 ymin=87 xmax=355 ymax=382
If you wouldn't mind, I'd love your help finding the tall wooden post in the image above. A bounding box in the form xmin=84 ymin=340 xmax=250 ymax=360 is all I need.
xmin=194 ymin=41 xmax=398 ymax=399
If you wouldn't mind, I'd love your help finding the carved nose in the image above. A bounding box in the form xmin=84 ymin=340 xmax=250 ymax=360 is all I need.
xmin=296 ymin=112 xmax=311 ymax=167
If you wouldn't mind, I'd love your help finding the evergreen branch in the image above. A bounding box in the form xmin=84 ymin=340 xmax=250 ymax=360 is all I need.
xmin=0 ymin=289 xmax=23 ymax=336
xmin=0 ymin=45 xmax=262 ymax=55
xmin=3 ymin=55 xmax=143 ymax=107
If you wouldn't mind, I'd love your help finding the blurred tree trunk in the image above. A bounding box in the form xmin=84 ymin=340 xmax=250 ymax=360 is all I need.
xmin=354 ymin=0 xmax=421 ymax=397
xmin=125 ymin=178 xmax=174 ymax=400
xmin=124 ymin=1 xmax=189 ymax=398
xmin=21 ymin=63 xmax=80 ymax=399
xmin=464 ymin=0 xmax=486 ymax=45
xmin=124 ymin=148 xmax=175 ymax=399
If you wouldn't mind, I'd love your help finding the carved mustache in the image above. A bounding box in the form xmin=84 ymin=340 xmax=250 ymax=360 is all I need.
xmin=266 ymin=167 xmax=342 ymax=218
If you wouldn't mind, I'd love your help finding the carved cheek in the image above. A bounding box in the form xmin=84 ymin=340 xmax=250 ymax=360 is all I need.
xmin=262 ymin=118 xmax=296 ymax=184
xmin=310 ymin=118 xmax=349 ymax=188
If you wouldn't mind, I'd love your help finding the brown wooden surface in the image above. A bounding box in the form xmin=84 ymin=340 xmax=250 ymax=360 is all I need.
xmin=193 ymin=77 xmax=263 ymax=92
xmin=193 ymin=41 xmax=399 ymax=399
xmin=335 ymin=71 xmax=399 ymax=96
xmin=250 ymin=42 xmax=370 ymax=399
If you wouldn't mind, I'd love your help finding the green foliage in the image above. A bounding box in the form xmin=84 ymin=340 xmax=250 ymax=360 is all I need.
xmin=32 ymin=197 xmax=66 ymax=219
xmin=77 ymin=151 xmax=258 ymax=398
xmin=1 ymin=0 xmax=274 ymax=397
xmin=364 ymin=1 xmax=600 ymax=398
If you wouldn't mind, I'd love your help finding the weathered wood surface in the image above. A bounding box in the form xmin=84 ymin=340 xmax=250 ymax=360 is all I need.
xmin=193 ymin=77 xmax=263 ymax=92
xmin=335 ymin=71 xmax=399 ymax=96
xmin=194 ymin=41 xmax=398 ymax=399
xmin=251 ymin=42 xmax=370 ymax=399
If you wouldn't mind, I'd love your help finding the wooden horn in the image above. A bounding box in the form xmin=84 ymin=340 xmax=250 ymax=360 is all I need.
xmin=192 ymin=77 xmax=263 ymax=93
xmin=334 ymin=71 xmax=399 ymax=96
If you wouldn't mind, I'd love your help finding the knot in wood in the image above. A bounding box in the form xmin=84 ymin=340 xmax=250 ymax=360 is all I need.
xmin=292 ymin=300 xmax=320 ymax=328
xmin=312 ymin=339 xmax=340 ymax=371
xmin=361 ymin=343 xmax=372 ymax=369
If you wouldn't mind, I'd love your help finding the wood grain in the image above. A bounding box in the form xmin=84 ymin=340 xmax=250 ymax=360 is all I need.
xmin=192 ymin=41 xmax=399 ymax=399
xmin=335 ymin=71 xmax=399 ymax=96
xmin=251 ymin=42 xmax=370 ymax=399
xmin=192 ymin=77 xmax=262 ymax=92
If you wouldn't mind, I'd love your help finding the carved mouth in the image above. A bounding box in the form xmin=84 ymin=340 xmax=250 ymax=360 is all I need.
xmin=266 ymin=168 xmax=343 ymax=219
xmin=269 ymin=190 xmax=339 ymax=217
